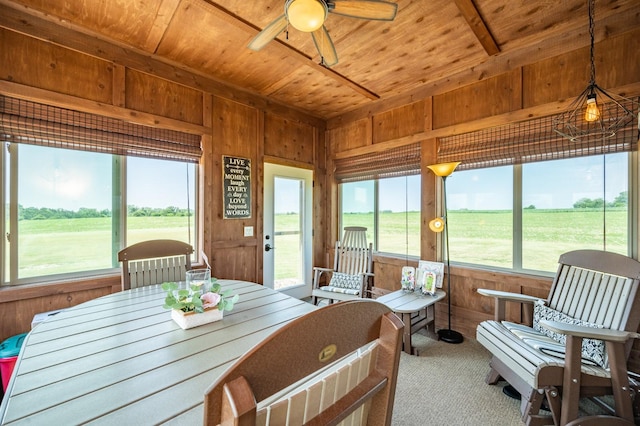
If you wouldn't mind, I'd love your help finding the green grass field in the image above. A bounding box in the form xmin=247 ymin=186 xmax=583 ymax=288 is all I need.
xmin=12 ymin=208 xmax=627 ymax=279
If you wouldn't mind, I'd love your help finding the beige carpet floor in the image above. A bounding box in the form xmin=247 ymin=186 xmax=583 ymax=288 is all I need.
xmin=391 ymin=332 xmax=522 ymax=425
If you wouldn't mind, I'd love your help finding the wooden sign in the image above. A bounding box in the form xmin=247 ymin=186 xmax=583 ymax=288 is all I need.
xmin=222 ymin=155 xmax=251 ymax=219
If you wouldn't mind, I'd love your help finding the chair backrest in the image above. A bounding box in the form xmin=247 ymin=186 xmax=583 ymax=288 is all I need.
xmin=541 ymin=249 xmax=640 ymax=362
xmin=117 ymin=239 xmax=193 ymax=290
xmin=203 ymin=299 xmax=403 ymax=426
xmin=334 ymin=226 xmax=373 ymax=276
xmin=547 ymin=249 xmax=640 ymax=331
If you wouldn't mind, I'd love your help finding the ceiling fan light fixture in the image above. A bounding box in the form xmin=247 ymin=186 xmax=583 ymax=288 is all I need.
xmin=286 ymin=0 xmax=327 ymax=32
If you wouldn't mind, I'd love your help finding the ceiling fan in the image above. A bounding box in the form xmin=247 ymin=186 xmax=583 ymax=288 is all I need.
xmin=248 ymin=0 xmax=398 ymax=67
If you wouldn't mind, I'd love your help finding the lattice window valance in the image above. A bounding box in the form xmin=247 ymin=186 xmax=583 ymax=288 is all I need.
xmin=437 ymin=98 xmax=638 ymax=171
xmin=334 ymin=142 xmax=421 ymax=182
xmin=0 ymin=95 xmax=202 ymax=163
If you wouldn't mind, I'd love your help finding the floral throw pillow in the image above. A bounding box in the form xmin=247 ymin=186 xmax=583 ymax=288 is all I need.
xmin=533 ymin=300 xmax=607 ymax=368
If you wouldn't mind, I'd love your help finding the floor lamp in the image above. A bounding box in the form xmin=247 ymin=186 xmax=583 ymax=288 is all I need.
xmin=428 ymin=161 xmax=463 ymax=344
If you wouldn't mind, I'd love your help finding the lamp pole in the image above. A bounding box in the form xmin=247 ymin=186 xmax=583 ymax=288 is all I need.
xmin=437 ymin=175 xmax=463 ymax=344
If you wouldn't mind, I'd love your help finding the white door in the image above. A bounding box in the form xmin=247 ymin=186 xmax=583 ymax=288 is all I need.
xmin=263 ymin=163 xmax=313 ymax=299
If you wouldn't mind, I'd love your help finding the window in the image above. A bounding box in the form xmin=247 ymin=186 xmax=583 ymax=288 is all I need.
xmin=446 ymin=166 xmax=513 ymax=269
xmin=447 ymin=154 xmax=630 ymax=273
xmin=126 ymin=156 xmax=196 ymax=246
xmin=0 ymin=96 xmax=200 ymax=285
xmin=2 ymin=143 xmax=198 ymax=284
xmin=340 ymin=175 xmax=421 ymax=257
xmin=437 ymin=99 xmax=637 ymax=274
xmin=335 ymin=142 xmax=421 ymax=257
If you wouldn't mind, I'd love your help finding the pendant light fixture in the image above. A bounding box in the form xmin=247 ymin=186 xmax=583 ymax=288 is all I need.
xmin=552 ymin=0 xmax=637 ymax=141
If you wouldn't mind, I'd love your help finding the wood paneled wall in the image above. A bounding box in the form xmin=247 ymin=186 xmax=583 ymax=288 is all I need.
xmin=0 ymin=27 xmax=324 ymax=344
xmin=325 ymin=28 xmax=640 ymax=372
xmin=0 ymin=20 xmax=639 ymax=373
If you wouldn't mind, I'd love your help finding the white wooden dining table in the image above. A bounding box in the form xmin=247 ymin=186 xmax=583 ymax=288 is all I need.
xmin=0 ymin=280 xmax=316 ymax=425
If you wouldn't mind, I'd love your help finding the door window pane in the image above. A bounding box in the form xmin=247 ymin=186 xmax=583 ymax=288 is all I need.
xmin=447 ymin=166 xmax=513 ymax=268
xmin=126 ymin=157 xmax=196 ymax=246
xmin=16 ymin=144 xmax=113 ymax=278
xmin=273 ymin=177 xmax=303 ymax=289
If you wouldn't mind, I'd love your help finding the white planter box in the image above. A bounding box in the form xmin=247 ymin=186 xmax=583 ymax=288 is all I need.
xmin=171 ymin=307 xmax=223 ymax=329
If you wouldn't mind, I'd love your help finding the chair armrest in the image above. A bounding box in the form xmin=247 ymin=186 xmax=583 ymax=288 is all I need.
xmin=312 ymin=267 xmax=334 ymax=289
xmin=539 ymin=320 xmax=640 ymax=343
xmin=477 ymin=289 xmax=542 ymax=323
xmin=477 ymin=289 xmax=541 ymax=304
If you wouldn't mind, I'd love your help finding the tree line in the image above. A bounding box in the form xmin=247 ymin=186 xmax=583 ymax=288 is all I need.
xmin=523 ymin=191 xmax=627 ymax=210
xmin=18 ymin=205 xmax=192 ymax=220
xmin=572 ymin=191 xmax=627 ymax=209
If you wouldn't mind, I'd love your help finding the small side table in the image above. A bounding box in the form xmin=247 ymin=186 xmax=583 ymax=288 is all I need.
xmin=377 ymin=289 xmax=446 ymax=355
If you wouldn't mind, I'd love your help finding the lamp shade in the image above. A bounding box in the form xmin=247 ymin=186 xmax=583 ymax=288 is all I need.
xmin=427 ymin=161 xmax=461 ymax=177
xmin=286 ymin=0 xmax=327 ymax=32
xmin=429 ymin=217 xmax=445 ymax=233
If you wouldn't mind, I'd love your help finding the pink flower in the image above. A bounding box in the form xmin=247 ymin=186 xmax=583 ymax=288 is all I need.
xmin=201 ymin=292 xmax=221 ymax=309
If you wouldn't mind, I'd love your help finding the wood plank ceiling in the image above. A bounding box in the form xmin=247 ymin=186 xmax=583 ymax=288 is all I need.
xmin=1 ymin=0 xmax=639 ymax=120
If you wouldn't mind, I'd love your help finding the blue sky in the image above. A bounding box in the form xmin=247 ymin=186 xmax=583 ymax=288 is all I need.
xmin=17 ymin=144 xmax=628 ymax=213
xmin=342 ymin=154 xmax=628 ymax=212
xmin=18 ymin=145 xmax=195 ymax=210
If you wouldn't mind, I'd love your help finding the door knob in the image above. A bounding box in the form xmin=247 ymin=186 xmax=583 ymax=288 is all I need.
xmin=265 ymin=243 xmax=274 ymax=252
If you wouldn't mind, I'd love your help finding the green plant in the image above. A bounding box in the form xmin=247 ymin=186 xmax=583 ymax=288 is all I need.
xmin=161 ymin=278 xmax=239 ymax=313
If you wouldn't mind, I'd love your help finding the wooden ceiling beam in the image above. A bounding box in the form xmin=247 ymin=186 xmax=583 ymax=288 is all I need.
xmin=200 ymin=0 xmax=379 ymax=100
xmin=453 ymin=0 xmax=499 ymax=56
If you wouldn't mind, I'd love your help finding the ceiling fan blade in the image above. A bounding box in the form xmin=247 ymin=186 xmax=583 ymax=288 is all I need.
xmin=247 ymin=14 xmax=288 ymax=51
xmin=312 ymin=26 xmax=338 ymax=67
xmin=328 ymin=0 xmax=398 ymax=21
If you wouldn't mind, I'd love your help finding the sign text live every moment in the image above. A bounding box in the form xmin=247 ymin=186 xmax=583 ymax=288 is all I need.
xmin=223 ymin=155 xmax=251 ymax=219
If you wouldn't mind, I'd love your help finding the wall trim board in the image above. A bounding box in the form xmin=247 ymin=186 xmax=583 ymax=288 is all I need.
xmin=0 ymin=80 xmax=210 ymax=134
xmin=332 ymin=81 xmax=640 ymax=160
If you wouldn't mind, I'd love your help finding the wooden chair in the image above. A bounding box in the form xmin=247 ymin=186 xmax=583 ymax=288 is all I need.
xmin=476 ymin=250 xmax=640 ymax=425
xmin=117 ymin=239 xmax=193 ymax=290
xmin=311 ymin=226 xmax=374 ymax=304
xmin=203 ymin=299 xmax=403 ymax=426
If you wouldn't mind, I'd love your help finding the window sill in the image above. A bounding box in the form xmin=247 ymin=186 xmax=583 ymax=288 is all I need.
xmin=0 ymin=273 xmax=120 ymax=303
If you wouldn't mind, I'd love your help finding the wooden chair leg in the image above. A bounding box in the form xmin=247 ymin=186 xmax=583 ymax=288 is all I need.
xmin=521 ymin=389 xmax=546 ymax=423
xmin=560 ymin=335 xmax=583 ymax=425
xmin=607 ymin=342 xmax=635 ymax=422
xmin=545 ymin=387 xmax=562 ymax=425
xmin=485 ymin=363 xmax=501 ymax=385
xmin=565 ymin=416 xmax=634 ymax=426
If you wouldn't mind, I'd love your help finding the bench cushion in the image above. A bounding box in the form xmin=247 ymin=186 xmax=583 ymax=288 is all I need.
xmin=476 ymin=319 xmax=610 ymax=389
xmin=319 ymin=272 xmax=362 ymax=295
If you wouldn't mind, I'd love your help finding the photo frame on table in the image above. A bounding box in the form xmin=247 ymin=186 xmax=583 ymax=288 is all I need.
xmin=401 ymin=266 xmax=416 ymax=291
xmin=416 ymin=260 xmax=445 ymax=291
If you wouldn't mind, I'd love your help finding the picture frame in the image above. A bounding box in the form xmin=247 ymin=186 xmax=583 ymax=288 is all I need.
xmin=401 ymin=266 xmax=416 ymax=291
xmin=416 ymin=260 xmax=445 ymax=290
xmin=418 ymin=269 xmax=437 ymax=295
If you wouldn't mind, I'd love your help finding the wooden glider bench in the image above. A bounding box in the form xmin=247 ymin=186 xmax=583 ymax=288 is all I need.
xmin=476 ymin=250 xmax=640 ymax=425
